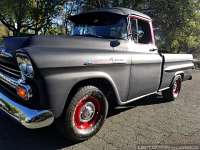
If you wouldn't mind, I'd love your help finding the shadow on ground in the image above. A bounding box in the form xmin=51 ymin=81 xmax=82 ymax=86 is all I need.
xmin=0 ymin=94 xmax=172 ymax=150
xmin=108 ymin=94 xmax=173 ymax=117
xmin=0 ymin=119 xmax=76 ymax=150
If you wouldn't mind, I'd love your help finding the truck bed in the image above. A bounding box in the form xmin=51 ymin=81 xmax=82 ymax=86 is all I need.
xmin=160 ymin=54 xmax=194 ymax=89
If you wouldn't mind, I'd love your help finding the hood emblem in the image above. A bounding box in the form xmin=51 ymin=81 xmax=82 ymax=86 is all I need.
xmin=0 ymin=48 xmax=13 ymax=58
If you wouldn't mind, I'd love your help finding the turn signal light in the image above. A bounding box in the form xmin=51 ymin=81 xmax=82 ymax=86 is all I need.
xmin=16 ymin=86 xmax=28 ymax=100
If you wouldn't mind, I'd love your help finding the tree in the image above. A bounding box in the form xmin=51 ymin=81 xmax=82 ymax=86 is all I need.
xmin=0 ymin=0 xmax=67 ymax=35
xmin=27 ymin=0 xmax=67 ymax=35
xmin=83 ymin=0 xmax=111 ymax=9
xmin=146 ymin=0 xmax=200 ymax=53
xmin=172 ymin=1 xmax=200 ymax=55
xmin=112 ymin=0 xmax=145 ymax=9
xmin=0 ymin=0 xmax=32 ymax=36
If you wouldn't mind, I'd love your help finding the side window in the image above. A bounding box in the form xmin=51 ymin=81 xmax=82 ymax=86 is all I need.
xmin=137 ymin=20 xmax=152 ymax=44
xmin=129 ymin=17 xmax=152 ymax=44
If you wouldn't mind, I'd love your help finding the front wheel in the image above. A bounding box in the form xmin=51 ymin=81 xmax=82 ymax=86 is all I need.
xmin=162 ymin=75 xmax=182 ymax=100
xmin=58 ymin=86 xmax=108 ymax=142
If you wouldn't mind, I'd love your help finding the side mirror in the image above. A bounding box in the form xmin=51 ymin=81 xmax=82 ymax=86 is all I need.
xmin=150 ymin=48 xmax=162 ymax=54
xmin=149 ymin=48 xmax=158 ymax=52
xmin=110 ymin=40 xmax=120 ymax=48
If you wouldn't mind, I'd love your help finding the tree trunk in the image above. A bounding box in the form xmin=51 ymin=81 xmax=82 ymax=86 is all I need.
xmin=13 ymin=29 xmax=21 ymax=36
xmin=35 ymin=30 xmax=39 ymax=35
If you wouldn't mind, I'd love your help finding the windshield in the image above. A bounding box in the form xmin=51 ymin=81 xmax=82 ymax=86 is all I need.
xmin=70 ymin=13 xmax=128 ymax=39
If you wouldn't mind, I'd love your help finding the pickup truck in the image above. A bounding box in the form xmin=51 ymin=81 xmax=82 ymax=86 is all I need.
xmin=0 ymin=7 xmax=194 ymax=141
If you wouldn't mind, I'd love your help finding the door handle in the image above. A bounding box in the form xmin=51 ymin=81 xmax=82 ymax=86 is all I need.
xmin=149 ymin=48 xmax=158 ymax=52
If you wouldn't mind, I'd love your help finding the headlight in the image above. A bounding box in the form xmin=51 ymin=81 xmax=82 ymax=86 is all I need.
xmin=16 ymin=53 xmax=34 ymax=79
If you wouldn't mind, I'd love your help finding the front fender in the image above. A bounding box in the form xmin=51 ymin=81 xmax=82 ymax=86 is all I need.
xmin=42 ymin=70 xmax=120 ymax=118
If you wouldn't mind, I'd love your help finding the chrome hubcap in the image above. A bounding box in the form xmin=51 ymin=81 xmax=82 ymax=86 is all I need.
xmin=80 ymin=102 xmax=95 ymax=122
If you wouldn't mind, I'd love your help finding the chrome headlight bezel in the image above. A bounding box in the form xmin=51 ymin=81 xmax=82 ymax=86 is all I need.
xmin=16 ymin=53 xmax=34 ymax=79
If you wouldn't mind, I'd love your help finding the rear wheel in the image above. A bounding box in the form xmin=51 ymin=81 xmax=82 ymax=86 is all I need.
xmin=162 ymin=75 xmax=182 ymax=100
xmin=58 ymin=86 xmax=108 ymax=142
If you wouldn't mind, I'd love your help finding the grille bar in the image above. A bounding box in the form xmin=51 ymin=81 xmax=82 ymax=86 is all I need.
xmin=0 ymin=63 xmax=21 ymax=79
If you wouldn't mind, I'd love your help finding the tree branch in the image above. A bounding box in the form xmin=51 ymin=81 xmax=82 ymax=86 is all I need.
xmin=0 ymin=13 xmax=16 ymax=31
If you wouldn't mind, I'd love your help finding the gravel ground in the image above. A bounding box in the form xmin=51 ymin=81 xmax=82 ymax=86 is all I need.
xmin=0 ymin=70 xmax=200 ymax=150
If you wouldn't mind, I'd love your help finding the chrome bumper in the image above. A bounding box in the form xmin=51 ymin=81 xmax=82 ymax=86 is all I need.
xmin=0 ymin=91 xmax=54 ymax=129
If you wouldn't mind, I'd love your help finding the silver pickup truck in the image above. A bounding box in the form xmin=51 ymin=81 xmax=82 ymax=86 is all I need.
xmin=0 ymin=7 xmax=194 ymax=142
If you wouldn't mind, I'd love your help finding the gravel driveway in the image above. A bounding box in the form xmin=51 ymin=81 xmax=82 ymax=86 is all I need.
xmin=0 ymin=70 xmax=200 ymax=150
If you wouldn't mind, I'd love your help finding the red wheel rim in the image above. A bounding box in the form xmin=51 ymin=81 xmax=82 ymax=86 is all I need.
xmin=173 ymin=78 xmax=181 ymax=97
xmin=73 ymin=95 xmax=102 ymax=130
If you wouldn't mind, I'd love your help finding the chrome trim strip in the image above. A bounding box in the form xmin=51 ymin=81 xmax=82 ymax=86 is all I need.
xmin=0 ymin=63 xmax=21 ymax=74
xmin=119 ymin=86 xmax=171 ymax=105
xmin=0 ymin=71 xmax=19 ymax=88
xmin=158 ymin=87 xmax=170 ymax=92
xmin=84 ymin=62 xmax=128 ymax=66
xmin=84 ymin=58 xmax=129 ymax=66
xmin=120 ymin=91 xmax=157 ymax=105
xmin=0 ymin=66 xmax=21 ymax=78
xmin=0 ymin=91 xmax=54 ymax=129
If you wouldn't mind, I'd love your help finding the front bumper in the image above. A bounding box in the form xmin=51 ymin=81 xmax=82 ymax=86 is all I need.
xmin=0 ymin=90 xmax=54 ymax=129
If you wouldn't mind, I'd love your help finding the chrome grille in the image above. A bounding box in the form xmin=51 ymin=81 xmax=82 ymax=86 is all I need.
xmin=0 ymin=62 xmax=21 ymax=79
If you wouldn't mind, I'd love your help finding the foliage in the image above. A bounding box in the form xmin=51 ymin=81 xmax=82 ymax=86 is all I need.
xmin=28 ymin=0 xmax=67 ymax=35
xmin=83 ymin=0 xmax=145 ymax=10
xmin=0 ymin=0 xmax=32 ymax=36
xmin=149 ymin=0 xmax=200 ymax=54
xmin=45 ymin=24 xmax=65 ymax=35
xmin=0 ymin=0 xmax=67 ymax=36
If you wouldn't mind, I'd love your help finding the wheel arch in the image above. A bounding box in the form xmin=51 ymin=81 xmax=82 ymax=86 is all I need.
xmin=61 ymin=75 xmax=121 ymax=118
xmin=169 ymin=71 xmax=184 ymax=87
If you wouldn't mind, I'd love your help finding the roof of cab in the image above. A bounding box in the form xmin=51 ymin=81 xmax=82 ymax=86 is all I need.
xmin=70 ymin=7 xmax=151 ymax=20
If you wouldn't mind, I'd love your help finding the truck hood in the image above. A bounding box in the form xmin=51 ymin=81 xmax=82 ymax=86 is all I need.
xmin=2 ymin=35 xmax=112 ymax=51
xmin=1 ymin=35 xmax=114 ymax=69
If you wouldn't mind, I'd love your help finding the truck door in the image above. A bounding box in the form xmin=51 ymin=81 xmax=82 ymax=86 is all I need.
xmin=127 ymin=16 xmax=162 ymax=101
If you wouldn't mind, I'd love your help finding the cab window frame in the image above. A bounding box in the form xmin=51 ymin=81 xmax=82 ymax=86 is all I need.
xmin=128 ymin=15 xmax=154 ymax=45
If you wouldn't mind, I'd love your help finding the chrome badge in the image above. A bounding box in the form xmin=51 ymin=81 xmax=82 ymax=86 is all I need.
xmin=0 ymin=47 xmax=13 ymax=58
